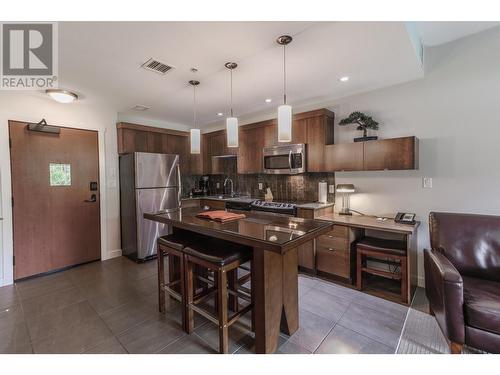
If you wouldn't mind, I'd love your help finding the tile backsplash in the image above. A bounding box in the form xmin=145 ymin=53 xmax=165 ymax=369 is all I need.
xmin=183 ymin=157 xmax=335 ymax=203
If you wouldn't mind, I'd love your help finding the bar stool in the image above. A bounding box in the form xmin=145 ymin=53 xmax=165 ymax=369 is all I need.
xmin=355 ymin=236 xmax=408 ymax=304
xmin=183 ymin=239 xmax=253 ymax=354
xmin=157 ymin=232 xmax=194 ymax=317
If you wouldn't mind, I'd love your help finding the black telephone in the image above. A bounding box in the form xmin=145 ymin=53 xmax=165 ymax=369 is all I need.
xmin=395 ymin=212 xmax=416 ymax=225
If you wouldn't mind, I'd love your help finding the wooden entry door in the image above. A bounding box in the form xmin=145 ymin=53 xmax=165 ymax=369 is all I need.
xmin=9 ymin=120 xmax=101 ymax=279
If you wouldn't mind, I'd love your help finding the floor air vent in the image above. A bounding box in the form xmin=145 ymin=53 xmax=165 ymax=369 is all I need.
xmin=140 ymin=58 xmax=174 ymax=75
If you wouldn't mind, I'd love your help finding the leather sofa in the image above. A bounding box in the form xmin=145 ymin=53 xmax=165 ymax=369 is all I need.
xmin=424 ymin=212 xmax=500 ymax=354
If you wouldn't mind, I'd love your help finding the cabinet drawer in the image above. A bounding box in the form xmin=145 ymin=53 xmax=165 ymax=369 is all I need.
xmin=317 ymin=235 xmax=348 ymax=251
xmin=316 ymin=247 xmax=350 ymax=279
xmin=324 ymin=225 xmax=349 ymax=238
xmin=199 ymin=199 xmax=226 ymax=210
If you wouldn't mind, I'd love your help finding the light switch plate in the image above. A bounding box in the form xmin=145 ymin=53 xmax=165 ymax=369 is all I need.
xmin=423 ymin=177 xmax=433 ymax=188
xmin=258 ymin=183 xmax=263 ymax=190
xmin=328 ymin=185 xmax=335 ymax=194
xmin=216 ymin=182 xmax=220 ymax=189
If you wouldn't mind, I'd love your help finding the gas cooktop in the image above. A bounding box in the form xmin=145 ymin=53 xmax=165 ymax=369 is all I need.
xmin=250 ymin=200 xmax=297 ymax=216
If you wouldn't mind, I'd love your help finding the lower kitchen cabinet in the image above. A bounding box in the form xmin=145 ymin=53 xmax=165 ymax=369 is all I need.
xmin=299 ymin=224 xmax=362 ymax=282
xmin=298 ymin=241 xmax=315 ymax=271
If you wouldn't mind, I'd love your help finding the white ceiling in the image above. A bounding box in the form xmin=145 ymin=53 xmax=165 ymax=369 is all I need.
xmin=415 ymin=21 xmax=500 ymax=46
xmin=56 ymin=21 xmax=498 ymax=129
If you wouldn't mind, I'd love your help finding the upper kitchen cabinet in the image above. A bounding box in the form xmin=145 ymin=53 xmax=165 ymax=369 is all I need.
xmin=325 ymin=136 xmax=419 ymax=172
xmin=325 ymin=142 xmax=364 ymax=171
xmin=117 ymin=127 xmax=149 ymax=153
xmin=363 ymin=136 xmax=419 ymax=170
xmin=238 ymin=124 xmax=265 ymax=174
xmin=302 ymin=109 xmax=335 ymax=172
xmin=116 ymin=122 xmax=203 ymax=174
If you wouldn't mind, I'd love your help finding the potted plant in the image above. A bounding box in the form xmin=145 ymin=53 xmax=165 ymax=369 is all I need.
xmin=339 ymin=111 xmax=379 ymax=142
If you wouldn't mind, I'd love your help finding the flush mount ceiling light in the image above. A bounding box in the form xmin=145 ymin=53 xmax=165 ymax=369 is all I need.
xmin=217 ymin=112 xmax=224 ymax=116
xmin=265 ymin=98 xmax=272 ymax=103
xmin=45 ymin=89 xmax=78 ymax=104
xmin=189 ymin=80 xmax=201 ymax=154
xmin=225 ymin=62 xmax=239 ymax=148
xmin=276 ymin=35 xmax=293 ymax=142
xmin=339 ymin=76 xmax=350 ymax=82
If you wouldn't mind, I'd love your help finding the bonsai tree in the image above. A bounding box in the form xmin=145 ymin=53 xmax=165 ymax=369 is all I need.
xmin=339 ymin=111 xmax=379 ymax=140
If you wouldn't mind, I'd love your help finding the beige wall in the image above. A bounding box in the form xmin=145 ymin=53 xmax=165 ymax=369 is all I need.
xmin=0 ymin=92 xmax=121 ymax=286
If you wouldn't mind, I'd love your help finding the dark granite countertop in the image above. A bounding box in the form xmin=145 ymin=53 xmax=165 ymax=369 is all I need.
xmin=145 ymin=206 xmax=333 ymax=253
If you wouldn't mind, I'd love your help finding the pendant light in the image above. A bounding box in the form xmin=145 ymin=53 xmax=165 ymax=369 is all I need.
xmin=277 ymin=35 xmax=293 ymax=142
xmin=225 ymin=62 xmax=238 ymax=148
xmin=189 ymin=80 xmax=201 ymax=154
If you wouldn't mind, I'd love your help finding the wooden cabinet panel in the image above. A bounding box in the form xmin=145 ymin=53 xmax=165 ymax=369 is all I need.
xmin=199 ymin=199 xmax=226 ymax=210
xmin=325 ymin=142 xmax=364 ymax=171
xmin=298 ymin=241 xmax=314 ymax=270
xmin=363 ymin=136 xmax=418 ymax=171
xmin=317 ymin=235 xmax=348 ymax=251
xmin=238 ymin=126 xmax=265 ymax=174
xmin=118 ymin=128 xmax=148 ymax=154
xmin=316 ymin=247 xmax=350 ymax=279
xmin=305 ymin=113 xmax=335 ymax=172
xmin=167 ymin=134 xmax=189 ymax=173
xmin=292 ymin=118 xmax=307 ymax=144
xmin=264 ymin=123 xmax=277 ymax=147
xmin=147 ymin=132 xmax=164 ymax=153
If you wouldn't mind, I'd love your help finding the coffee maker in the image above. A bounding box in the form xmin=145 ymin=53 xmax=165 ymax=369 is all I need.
xmin=192 ymin=175 xmax=210 ymax=197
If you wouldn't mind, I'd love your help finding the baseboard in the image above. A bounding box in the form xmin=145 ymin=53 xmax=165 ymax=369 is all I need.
xmin=102 ymin=248 xmax=122 ymax=261
xmin=0 ymin=278 xmax=14 ymax=287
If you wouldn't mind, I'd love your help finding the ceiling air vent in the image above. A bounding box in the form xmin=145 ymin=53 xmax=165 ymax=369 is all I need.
xmin=131 ymin=105 xmax=151 ymax=111
xmin=140 ymin=58 xmax=174 ymax=75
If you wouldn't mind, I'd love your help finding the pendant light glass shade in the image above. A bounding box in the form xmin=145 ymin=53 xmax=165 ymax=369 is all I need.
xmin=190 ymin=128 xmax=201 ymax=154
xmin=276 ymin=35 xmax=293 ymax=143
xmin=226 ymin=117 xmax=239 ymax=147
xmin=225 ymin=62 xmax=239 ymax=148
xmin=189 ymin=79 xmax=201 ymax=154
xmin=278 ymin=104 xmax=292 ymax=142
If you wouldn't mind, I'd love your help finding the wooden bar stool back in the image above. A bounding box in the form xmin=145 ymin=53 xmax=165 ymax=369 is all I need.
xmin=183 ymin=239 xmax=253 ymax=354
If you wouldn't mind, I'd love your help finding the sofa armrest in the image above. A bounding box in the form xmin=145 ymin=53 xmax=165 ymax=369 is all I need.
xmin=424 ymin=248 xmax=465 ymax=344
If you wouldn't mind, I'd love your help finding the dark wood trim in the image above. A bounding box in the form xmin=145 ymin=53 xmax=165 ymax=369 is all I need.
xmin=117 ymin=122 xmax=189 ymax=137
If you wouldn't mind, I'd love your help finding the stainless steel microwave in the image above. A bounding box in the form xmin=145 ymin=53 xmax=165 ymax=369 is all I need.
xmin=263 ymin=143 xmax=306 ymax=175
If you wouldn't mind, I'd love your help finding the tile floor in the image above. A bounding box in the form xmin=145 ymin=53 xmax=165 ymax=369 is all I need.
xmin=0 ymin=256 xmax=473 ymax=354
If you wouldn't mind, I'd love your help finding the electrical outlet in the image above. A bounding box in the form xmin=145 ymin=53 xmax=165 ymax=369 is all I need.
xmin=328 ymin=185 xmax=335 ymax=194
xmin=423 ymin=177 xmax=432 ymax=188
xmin=216 ymin=182 xmax=220 ymax=189
xmin=258 ymin=183 xmax=263 ymax=190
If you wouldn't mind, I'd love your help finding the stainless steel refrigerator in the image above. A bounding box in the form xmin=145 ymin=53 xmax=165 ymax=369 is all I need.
xmin=119 ymin=152 xmax=181 ymax=261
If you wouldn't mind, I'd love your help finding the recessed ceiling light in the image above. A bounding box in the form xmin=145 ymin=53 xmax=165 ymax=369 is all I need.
xmin=45 ymin=89 xmax=78 ymax=103
xmin=339 ymin=76 xmax=350 ymax=82
xmin=217 ymin=112 xmax=224 ymax=116
xmin=265 ymin=98 xmax=272 ymax=103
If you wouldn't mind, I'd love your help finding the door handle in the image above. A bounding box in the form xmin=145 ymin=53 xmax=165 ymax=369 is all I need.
xmin=84 ymin=194 xmax=97 ymax=203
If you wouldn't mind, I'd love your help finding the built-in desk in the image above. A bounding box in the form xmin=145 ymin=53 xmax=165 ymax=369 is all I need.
xmin=315 ymin=213 xmax=420 ymax=305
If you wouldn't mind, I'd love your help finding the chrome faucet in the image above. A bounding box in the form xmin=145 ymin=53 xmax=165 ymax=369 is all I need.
xmin=224 ymin=177 xmax=235 ymax=197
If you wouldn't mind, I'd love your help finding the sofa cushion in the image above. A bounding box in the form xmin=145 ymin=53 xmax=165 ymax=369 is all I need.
xmin=463 ymin=276 xmax=500 ymax=335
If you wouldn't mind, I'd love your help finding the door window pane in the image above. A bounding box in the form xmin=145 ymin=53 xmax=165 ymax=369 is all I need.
xmin=49 ymin=163 xmax=71 ymax=186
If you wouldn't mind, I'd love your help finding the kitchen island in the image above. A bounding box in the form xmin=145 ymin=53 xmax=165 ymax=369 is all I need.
xmin=145 ymin=207 xmax=334 ymax=353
